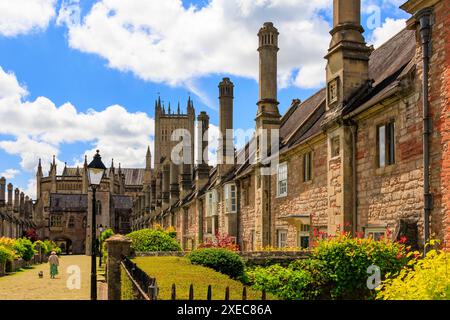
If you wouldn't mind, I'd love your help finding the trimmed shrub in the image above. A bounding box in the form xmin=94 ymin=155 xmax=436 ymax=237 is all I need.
xmin=188 ymin=248 xmax=245 ymax=279
xmin=377 ymin=245 xmax=450 ymax=300
xmin=0 ymin=245 xmax=16 ymax=264
xmin=127 ymin=229 xmax=182 ymax=252
xmin=14 ymin=238 xmax=36 ymax=261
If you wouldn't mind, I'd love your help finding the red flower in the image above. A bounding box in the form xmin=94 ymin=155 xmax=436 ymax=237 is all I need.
xmin=399 ymin=236 xmax=407 ymax=244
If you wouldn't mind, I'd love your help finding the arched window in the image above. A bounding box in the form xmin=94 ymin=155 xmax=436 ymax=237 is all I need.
xmin=68 ymin=216 xmax=75 ymax=228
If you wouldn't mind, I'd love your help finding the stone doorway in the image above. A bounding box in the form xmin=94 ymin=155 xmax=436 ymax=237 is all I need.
xmin=54 ymin=238 xmax=73 ymax=255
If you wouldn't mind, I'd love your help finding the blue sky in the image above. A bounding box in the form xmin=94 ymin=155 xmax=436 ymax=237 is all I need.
xmin=0 ymin=0 xmax=410 ymax=198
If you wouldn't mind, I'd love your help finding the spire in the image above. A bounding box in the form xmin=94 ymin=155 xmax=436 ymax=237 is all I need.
xmin=111 ymin=158 xmax=115 ymax=169
xmin=177 ymin=102 xmax=180 ymax=114
xmin=146 ymin=146 xmax=152 ymax=170
xmin=37 ymin=158 xmax=43 ymax=177
xmin=168 ymin=102 xmax=171 ymax=114
xmin=76 ymin=166 xmax=80 ymax=176
xmin=84 ymin=155 xmax=88 ymax=167
xmin=62 ymin=162 xmax=67 ymax=176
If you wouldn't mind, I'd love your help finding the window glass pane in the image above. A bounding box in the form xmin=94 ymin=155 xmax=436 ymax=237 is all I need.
xmin=304 ymin=153 xmax=312 ymax=181
xmin=387 ymin=122 xmax=395 ymax=165
xmin=378 ymin=125 xmax=386 ymax=167
xmin=277 ymin=163 xmax=287 ymax=196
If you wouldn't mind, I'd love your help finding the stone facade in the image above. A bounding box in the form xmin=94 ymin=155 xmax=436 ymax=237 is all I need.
xmin=128 ymin=0 xmax=449 ymax=252
xmin=34 ymin=156 xmax=145 ymax=254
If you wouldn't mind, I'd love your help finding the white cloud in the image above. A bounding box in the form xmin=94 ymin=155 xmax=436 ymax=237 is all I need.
xmin=0 ymin=0 xmax=57 ymax=37
xmin=369 ymin=17 xmax=406 ymax=48
xmin=0 ymin=65 xmax=154 ymax=196
xmin=0 ymin=169 xmax=20 ymax=179
xmin=58 ymin=0 xmax=331 ymax=94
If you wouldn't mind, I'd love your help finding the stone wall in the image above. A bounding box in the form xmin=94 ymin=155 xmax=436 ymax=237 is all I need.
xmin=271 ymin=138 xmax=328 ymax=247
xmin=355 ymin=93 xmax=424 ymax=236
xmin=238 ymin=173 xmax=256 ymax=251
xmin=240 ymin=251 xmax=310 ymax=267
xmin=426 ymin=0 xmax=450 ymax=249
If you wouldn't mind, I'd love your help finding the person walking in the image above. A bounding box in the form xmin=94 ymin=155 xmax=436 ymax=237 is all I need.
xmin=48 ymin=251 xmax=59 ymax=279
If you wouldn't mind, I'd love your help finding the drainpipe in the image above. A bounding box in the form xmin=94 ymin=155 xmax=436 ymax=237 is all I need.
xmin=351 ymin=123 xmax=358 ymax=237
xmin=416 ymin=8 xmax=433 ymax=256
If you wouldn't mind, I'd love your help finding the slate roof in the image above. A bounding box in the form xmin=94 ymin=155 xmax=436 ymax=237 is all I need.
xmin=62 ymin=166 xmax=148 ymax=187
xmin=50 ymin=194 xmax=88 ymax=212
xmin=112 ymin=195 xmax=133 ymax=210
xmin=120 ymin=168 xmax=146 ymax=186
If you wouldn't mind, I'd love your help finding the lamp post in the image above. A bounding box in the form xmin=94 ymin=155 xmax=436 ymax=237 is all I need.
xmin=98 ymin=224 xmax=104 ymax=267
xmin=87 ymin=150 xmax=106 ymax=301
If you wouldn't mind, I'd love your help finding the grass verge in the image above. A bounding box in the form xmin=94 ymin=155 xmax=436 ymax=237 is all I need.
xmin=133 ymin=256 xmax=272 ymax=300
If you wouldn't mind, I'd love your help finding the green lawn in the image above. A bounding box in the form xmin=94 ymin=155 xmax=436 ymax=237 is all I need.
xmin=132 ymin=256 xmax=270 ymax=300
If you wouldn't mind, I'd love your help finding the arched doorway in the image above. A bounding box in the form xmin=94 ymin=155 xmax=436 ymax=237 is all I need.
xmin=54 ymin=237 xmax=73 ymax=255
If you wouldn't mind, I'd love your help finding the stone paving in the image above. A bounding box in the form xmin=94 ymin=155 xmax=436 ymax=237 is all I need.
xmin=0 ymin=255 xmax=104 ymax=300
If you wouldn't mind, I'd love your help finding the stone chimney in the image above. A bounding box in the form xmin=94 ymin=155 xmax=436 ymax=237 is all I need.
xmin=196 ymin=112 xmax=210 ymax=191
xmin=218 ymin=78 xmax=235 ymax=178
xmin=162 ymin=163 xmax=170 ymax=208
xmin=7 ymin=183 xmax=13 ymax=208
xmin=14 ymin=188 xmax=20 ymax=213
xmin=0 ymin=177 xmax=5 ymax=206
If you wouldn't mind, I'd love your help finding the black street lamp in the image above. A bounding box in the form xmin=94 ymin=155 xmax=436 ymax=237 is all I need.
xmin=87 ymin=150 xmax=106 ymax=301
xmin=98 ymin=224 xmax=105 ymax=267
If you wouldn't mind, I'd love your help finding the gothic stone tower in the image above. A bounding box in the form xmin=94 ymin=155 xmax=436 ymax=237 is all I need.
xmin=154 ymin=97 xmax=195 ymax=172
xmin=153 ymin=97 xmax=195 ymax=216
xmin=254 ymin=22 xmax=282 ymax=248
xmin=323 ymin=0 xmax=372 ymax=235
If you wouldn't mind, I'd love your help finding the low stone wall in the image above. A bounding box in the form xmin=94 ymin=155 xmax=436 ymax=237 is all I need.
xmin=134 ymin=251 xmax=186 ymax=257
xmin=239 ymin=251 xmax=311 ymax=267
xmin=134 ymin=250 xmax=311 ymax=267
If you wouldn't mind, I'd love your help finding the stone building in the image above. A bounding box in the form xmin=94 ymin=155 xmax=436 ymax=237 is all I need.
xmin=0 ymin=177 xmax=35 ymax=238
xmin=34 ymin=155 xmax=150 ymax=254
xmin=134 ymin=0 xmax=448 ymax=251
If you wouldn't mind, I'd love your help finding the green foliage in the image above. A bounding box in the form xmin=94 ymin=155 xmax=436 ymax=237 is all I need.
xmin=312 ymin=233 xmax=410 ymax=299
xmin=34 ymin=240 xmax=48 ymax=255
xmin=42 ymin=240 xmax=62 ymax=256
xmin=248 ymin=264 xmax=316 ymax=300
xmin=13 ymin=238 xmax=36 ymax=261
xmin=377 ymin=244 xmax=450 ymax=300
xmin=246 ymin=233 xmax=411 ymax=300
xmin=100 ymin=228 xmax=115 ymax=243
xmin=126 ymin=229 xmax=182 ymax=252
xmin=188 ymin=248 xmax=245 ymax=279
xmin=0 ymin=245 xmax=16 ymax=264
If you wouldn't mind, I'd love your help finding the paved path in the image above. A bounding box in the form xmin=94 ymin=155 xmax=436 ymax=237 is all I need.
xmin=0 ymin=255 xmax=102 ymax=300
